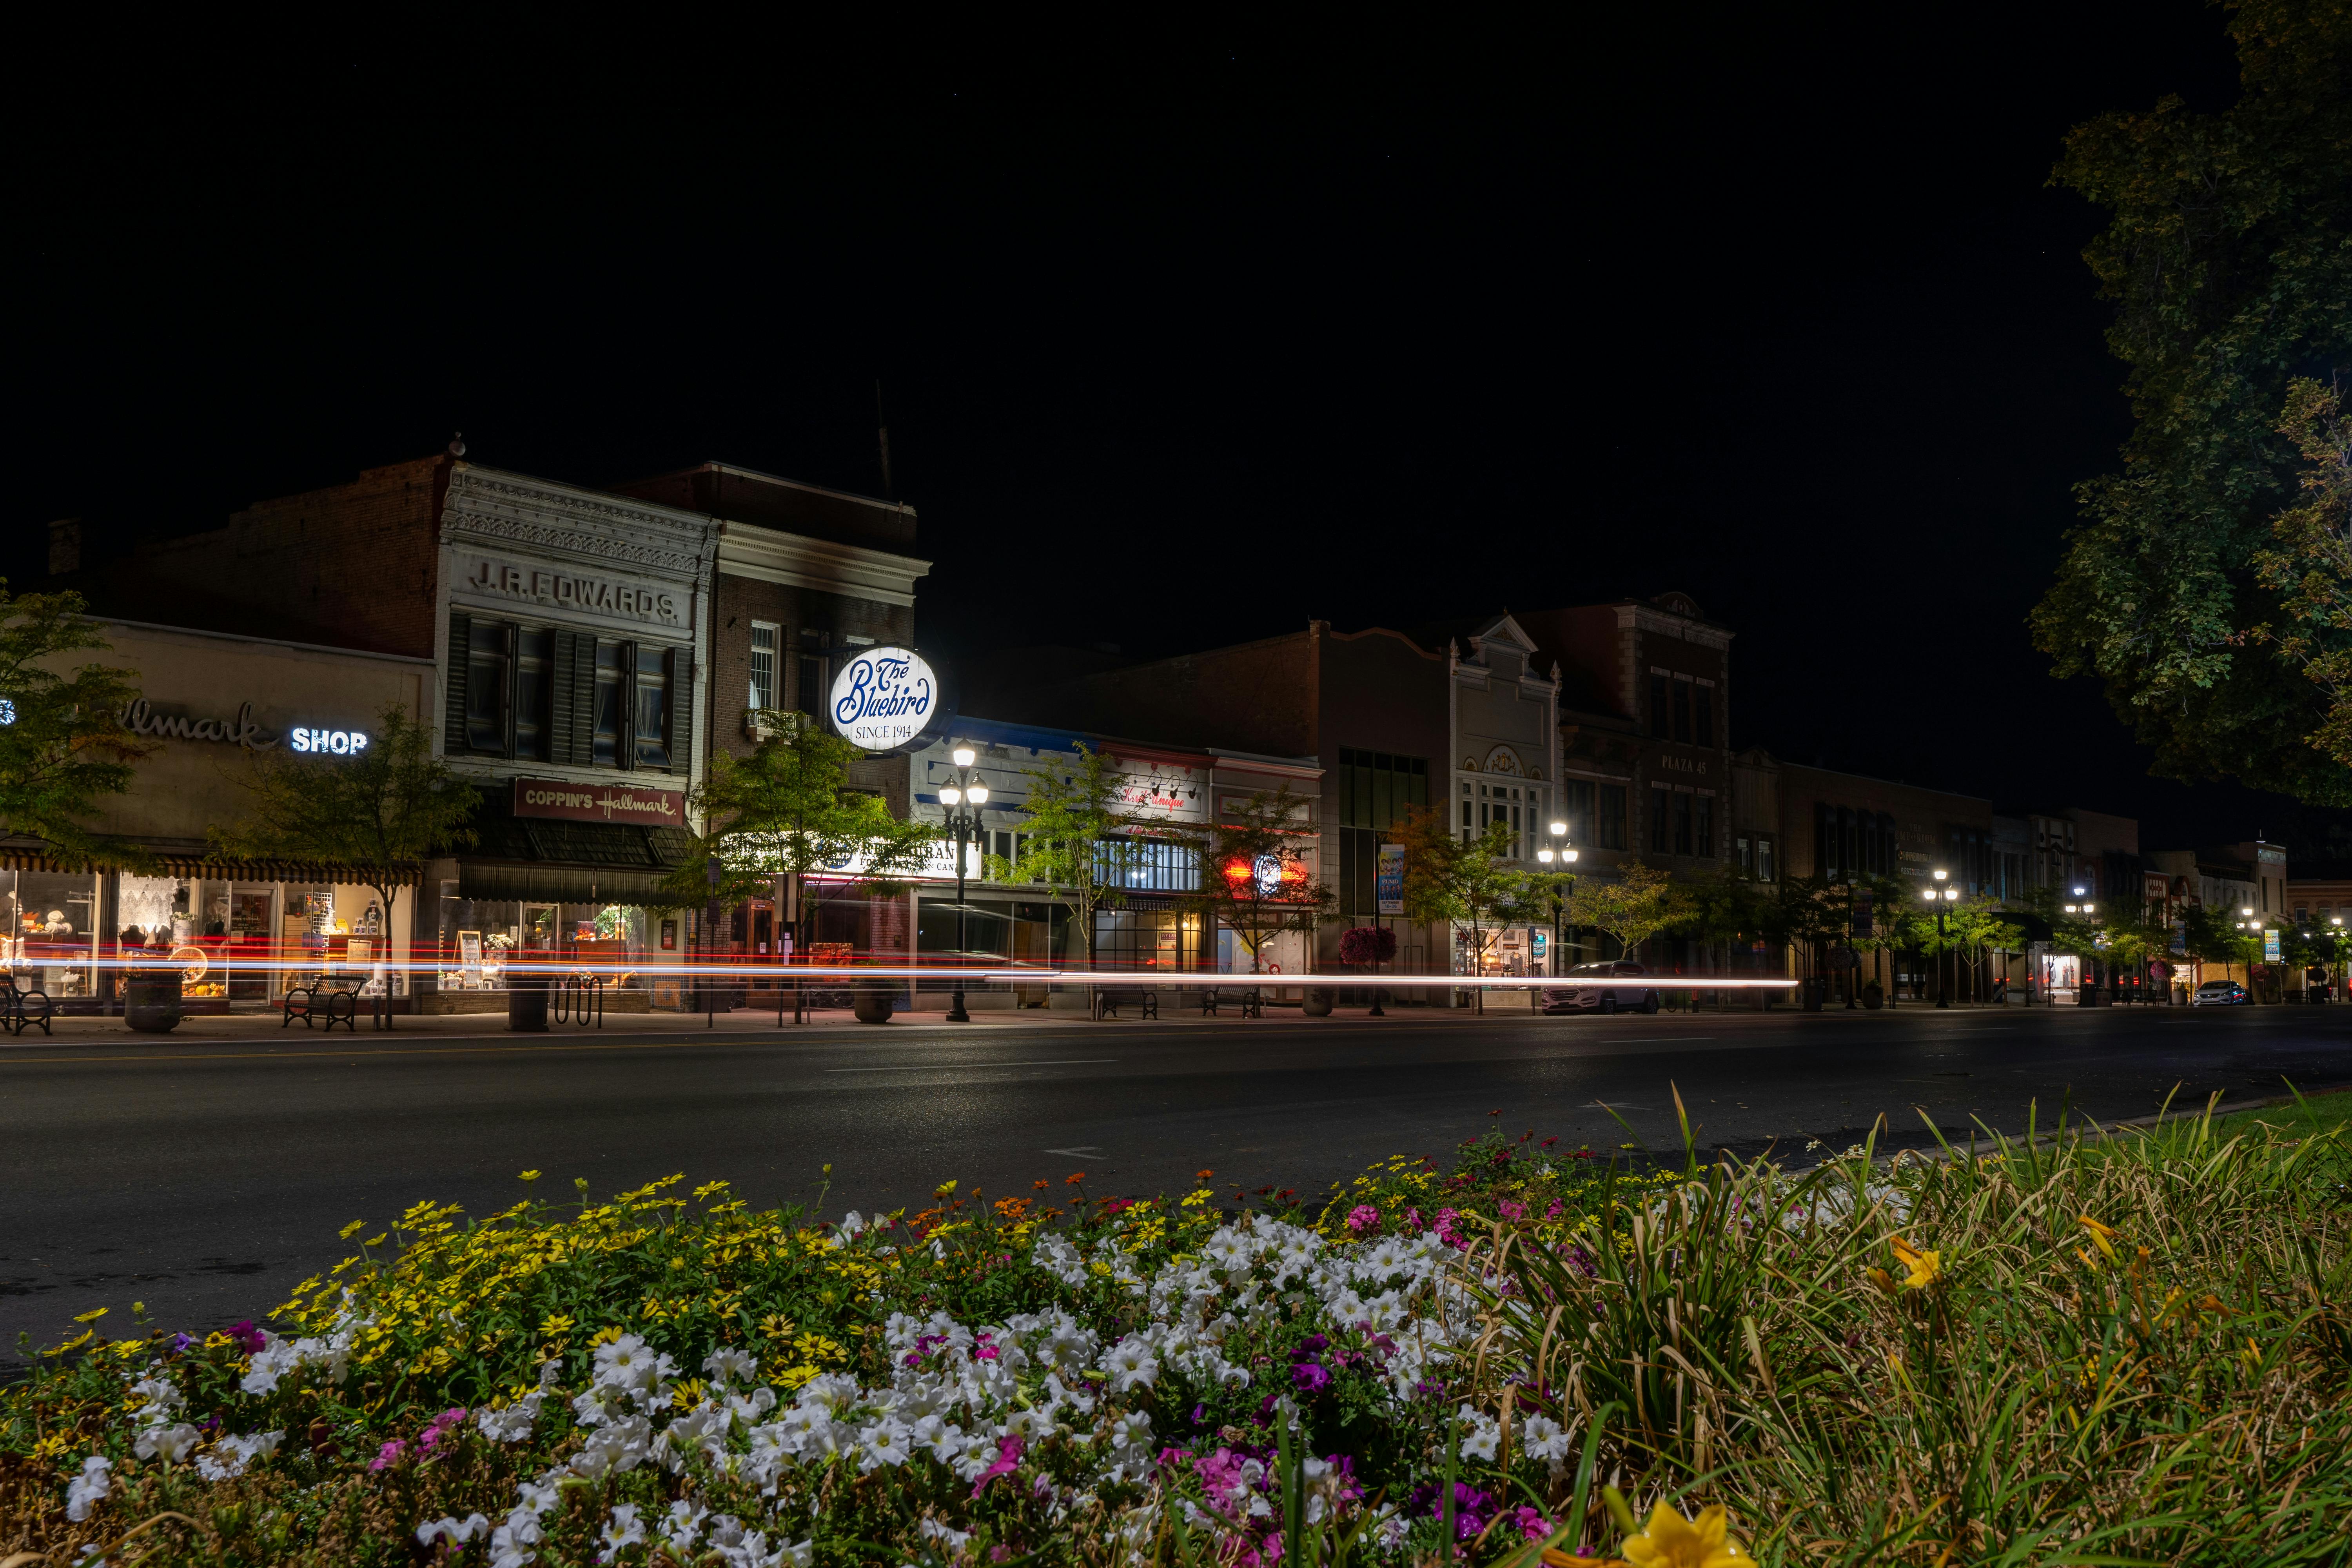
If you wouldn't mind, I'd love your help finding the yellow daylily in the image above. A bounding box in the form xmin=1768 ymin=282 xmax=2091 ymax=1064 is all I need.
xmin=2078 ymin=1214 xmax=2118 ymax=1260
xmin=1890 ymin=1236 xmax=1940 ymax=1289
xmin=1622 ymin=1502 xmax=1751 ymax=1568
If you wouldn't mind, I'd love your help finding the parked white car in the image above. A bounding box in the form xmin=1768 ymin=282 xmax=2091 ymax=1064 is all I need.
xmin=2190 ymin=979 xmax=2251 ymax=1007
xmin=1540 ymin=960 xmax=1659 ymax=1015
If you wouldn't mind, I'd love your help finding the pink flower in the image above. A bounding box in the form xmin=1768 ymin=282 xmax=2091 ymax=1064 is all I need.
xmin=1508 ymin=1504 xmax=1552 ymax=1540
xmin=368 ymin=1440 xmax=405 ymax=1472
xmin=1345 ymin=1204 xmax=1380 ymax=1234
xmin=1497 ymin=1200 xmax=1526 ymax=1221
xmin=1404 ymin=1207 xmax=1424 ymax=1231
xmin=970 ymin=1434 xmax=1024 ymax=1498
xmin=1544 ymin=1199 xmax=1564 ymax=1220
xmin=1434 ymin=1207 xmax=1468 ymax=1250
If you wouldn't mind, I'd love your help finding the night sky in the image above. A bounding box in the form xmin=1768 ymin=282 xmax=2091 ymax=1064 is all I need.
xmin=16 ymin=7 xmax=2328 ymax=853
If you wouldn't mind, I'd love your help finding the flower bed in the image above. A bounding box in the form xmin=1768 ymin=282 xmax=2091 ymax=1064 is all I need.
xmin=4 ymin=1099 xmax=2348 ymax=1566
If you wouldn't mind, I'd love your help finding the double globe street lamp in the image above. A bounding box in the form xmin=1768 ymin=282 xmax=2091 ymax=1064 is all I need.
xmin=1536 ymin=819 xmax=1577 ymax=979
xmin=936 ymin=746 xmax=990 ymax=1024
xmin=1931 ymin=867 xmax=1962 ymax=1007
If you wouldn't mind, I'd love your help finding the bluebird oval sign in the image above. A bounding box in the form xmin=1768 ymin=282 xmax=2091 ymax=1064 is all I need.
xmin=829 ymin=646 xmax=937 ymax=751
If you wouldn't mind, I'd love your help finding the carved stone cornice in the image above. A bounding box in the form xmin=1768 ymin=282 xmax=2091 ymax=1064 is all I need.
xmin=441 ymin=466 xmax=714 ymax=580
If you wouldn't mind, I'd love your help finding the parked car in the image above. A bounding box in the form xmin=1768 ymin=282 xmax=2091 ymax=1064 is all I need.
xmin=1540 ymin=961 xmax=1659 ymax=1015
xmin=2191 ymin=979 xmax=2251 ymax=1007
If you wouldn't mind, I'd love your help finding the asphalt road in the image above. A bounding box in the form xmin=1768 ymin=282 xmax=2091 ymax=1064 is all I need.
xmin=5 ymin=1003 xmax=2346 ymax=1371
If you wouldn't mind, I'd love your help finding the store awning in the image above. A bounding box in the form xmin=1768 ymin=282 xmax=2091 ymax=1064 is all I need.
xmin=453 ymin=793 xmax=691 ymax=906
xmin=0 ymin=839 xmax=419 ymax=884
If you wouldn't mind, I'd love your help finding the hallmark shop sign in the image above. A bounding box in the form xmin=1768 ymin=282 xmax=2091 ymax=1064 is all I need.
xmin=463 ymin=556 xmax=684 ymax=624
xmin=120 ymin=699 xmax=369 ymax=755
xmin=513 ymin=777 xmax=684 ymax=824
xmin=829 ymin=646 xmax=936 ymax=751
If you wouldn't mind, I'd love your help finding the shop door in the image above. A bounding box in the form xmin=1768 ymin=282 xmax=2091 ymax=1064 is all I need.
xmin=1013 ymin=917 xmax=1051 ymax=1007
xmin=522 ymin=904 xmax=558 ymax=981
xmin=228 ymin=887 xmax=276 ymax=1000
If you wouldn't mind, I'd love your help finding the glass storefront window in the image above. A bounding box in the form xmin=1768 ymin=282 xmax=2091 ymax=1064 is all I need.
xmin=4 ymin=869 xmax=101 ymax=998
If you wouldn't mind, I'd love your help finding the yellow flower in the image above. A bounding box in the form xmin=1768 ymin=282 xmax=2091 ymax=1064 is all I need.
xmin=73 ymin=1307 xmax=109 ymax=1323
xmin=1889 ymin=1236 xmax=1940 ymax=1289
xmin=540 ymin=1313 xmax=575 ymax=1336
xmin=2078 ymin=1214 xmax=2118 ymax=1261
xmin=340 ymin=1220 xmax=367 ymax=1239
xmin=518 ymin=1171 xmax=542 ymax=1183
xmin=1622 ymin=1502 xmax=1751 ymax=1568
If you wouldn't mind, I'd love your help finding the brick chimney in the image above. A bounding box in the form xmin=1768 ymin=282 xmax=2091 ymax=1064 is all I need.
xmin=47 ymin=518 xmax=81 ymax=575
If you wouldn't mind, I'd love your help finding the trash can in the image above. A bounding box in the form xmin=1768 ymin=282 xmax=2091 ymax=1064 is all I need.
xmin=1802 ymin=976 xmax=1827 ymax=1012
xmin=123 ymin=967 xmax=183 ymax=1034
xmin=507 ymin=978 xmax=549 ymax=1033
xmin=2077 ymin=985 xmax=2106 ymax=1008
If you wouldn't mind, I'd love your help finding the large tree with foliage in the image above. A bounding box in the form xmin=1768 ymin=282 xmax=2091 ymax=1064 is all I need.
xmin=214 ymin=704 xmax=477 ymax=1022
xmin=0 ymin=585 xmax=153 ymax=863
xmin=1182 ymin=784 xmax=1334 ymax=977
xmin=1564 ymin=859 xmax=1682 ymax=970
xmin=990 ymin=742 xmax=1162 ymax=988
xmin=2252 ymin=376 xmax=2352 ymax=772
xmin=671 ymin=711 xmax=934 ymax=920
xmin=2031 ymin=1 xmax=2352 ymax=804
xmin=1389 ymin=805 xmax=1543 ymax=1010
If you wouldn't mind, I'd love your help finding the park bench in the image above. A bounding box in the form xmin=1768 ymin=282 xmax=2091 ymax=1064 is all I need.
xmin=1097 ymin=987 xmax=1158 ymax=1019
xmin=1 ymin=980 xmax=52 ymax=1036
xmin=282 ymin=985 xmax=358 ymax=1033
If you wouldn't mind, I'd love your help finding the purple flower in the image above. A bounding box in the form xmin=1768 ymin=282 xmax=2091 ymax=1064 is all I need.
xmin=1345 ymin=1203 xmax=1381 ymax=1234
xmin=368 ymin=1439 xmax=406 ymax=1472
xmin=1292 ymin=1362 xmax=1331 ymax=1394
xmin=1508 ymin=1504 xmax=1553 ymax=1540
xmin=226 ymin=1320 xmax=267 ymax=1355
xmin=1289 ymin=1334 xmax=1328 ymax=1361
xmin=166 ymin=1332 xmax=195 ymax=1356
xmin=1191 ymin=1403 xmax=1207 ymax=1426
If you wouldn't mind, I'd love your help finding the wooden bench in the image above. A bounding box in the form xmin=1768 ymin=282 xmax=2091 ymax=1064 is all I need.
xmin=1097 ymin=987 xmax=1158 ymax=1019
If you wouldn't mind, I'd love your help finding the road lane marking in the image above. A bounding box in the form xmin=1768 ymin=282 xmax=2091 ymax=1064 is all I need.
xmin=826 ymin=1059 xmax=1116 ymax=1073
xmin=1043 ymin=1146 xmax=1105 ymax=1158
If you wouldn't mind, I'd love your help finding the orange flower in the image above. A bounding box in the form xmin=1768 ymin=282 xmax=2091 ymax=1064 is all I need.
xmin=1889 ymin=1236 xmax=1940 ymax=1289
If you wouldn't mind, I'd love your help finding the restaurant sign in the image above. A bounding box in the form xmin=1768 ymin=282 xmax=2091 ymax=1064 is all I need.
xmin=829 ymin=645 xmax=938 ymax=751
xmin=512 ymin=777 xmax=685 ymax=825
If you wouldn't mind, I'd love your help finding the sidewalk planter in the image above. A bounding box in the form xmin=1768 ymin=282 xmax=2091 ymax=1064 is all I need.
xmin=2078 ymin=985 xmax=2107 ymax=1008
xmin=506 ymin=977 xmax=549 ymax=1033
xmin=122 ymin=968 xmax=183 ymax=1033
xmin=852 ymin=981 xmax=894 ymax=1024
xmin=1862 ymin=980 xmax=1884 ymax=1010
xmin=1802 ymin=976 xmax=1827 ymax=1011
xmin=1302 ymin=986 xmax=1334 ymax=1017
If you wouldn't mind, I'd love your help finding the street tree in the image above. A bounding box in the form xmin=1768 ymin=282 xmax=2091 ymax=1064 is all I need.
xmin=2031 ymin=2 xmax=2352 ymax=804
xmin=2251 ymin=377 xmax=2352 ymax=773
xmin=2180 ymin=902 xmax=2259 ymax=987
xmin=1769 ymin=873 xmax=1852 ymax=982
xmin=992 ymin=742 xmax=1161 ymax=998
xmin=1389 ymin=805 xmax=1543 ymax=1012
xmin=212 ymin=703 xmax=478 ymax=1023
xmin=1185 ymin=784 xmax=1335 ymax=978
xmin=1566 ymin=859 xmax=1682 ymax=972
xmin=0 ymin=584 xmax=153 ymax=864
xmin=670 ymin=710 xmax=934 ymax=927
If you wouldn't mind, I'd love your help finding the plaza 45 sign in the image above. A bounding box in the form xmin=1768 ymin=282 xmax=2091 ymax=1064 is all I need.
xmin=829 ymin=646 xmax=936 ymax=751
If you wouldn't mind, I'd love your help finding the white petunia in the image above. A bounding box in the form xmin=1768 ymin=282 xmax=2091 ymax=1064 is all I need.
xmin=134 ymin=1423 xmax=199 ymax=1464
xmin=704 ymin=1347 xmax=757 ymax=1385
xmin=416 ymin=1514 xmax=491 ymax=1546
xmin=65 ymin=1455 xmax=111 ymax=1521
xmin=597 ymin=1502 xmax=646 ymax=1563
xmin=476 ymin=1395 xmax=543 ymax=1443
xmin=1520 ymin=1412 xmax=1573 ymax=1465
xmin=1109 ymin=1410 xmax=1152 ymax=1450
xmin=1101 ymin=1334 xmax=1159 ymax=1392
xmin=859 ymin=1417 xmax=915 ymax=1470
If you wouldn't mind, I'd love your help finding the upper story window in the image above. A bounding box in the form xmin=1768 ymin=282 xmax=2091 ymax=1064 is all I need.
xmin=1694 ymin=684 xmax=1714 ymax=747
xmin=450 ymin=610 xmax=682 ymax=772
xmin=797 ymin=629 xmax=829 ymax=719
xmin=1649 ymin=673 xmax=1670 ymax=739
xmin=1672 ymin=681 xmax=1693 ymax=743
xmin=748 ymin=622 xmax=779 ymax=710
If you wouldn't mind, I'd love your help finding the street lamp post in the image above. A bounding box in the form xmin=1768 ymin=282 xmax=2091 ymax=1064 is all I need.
xmin=2062 ymin=885 xmax=2096 ymax=1004
xmin=1536 ymin=820 xmax=1577 ymax=988
xmin=936 ymin=746 xmax=990 ymax=1024
xmin=1931 ymin=868 xmax=1961 ymax=1007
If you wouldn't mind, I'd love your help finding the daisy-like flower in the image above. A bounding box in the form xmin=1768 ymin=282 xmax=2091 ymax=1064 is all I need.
xmin=1621 ymin=1502 xmax=1750 ymax=1568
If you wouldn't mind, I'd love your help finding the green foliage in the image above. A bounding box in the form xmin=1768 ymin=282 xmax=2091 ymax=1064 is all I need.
xmin=2031 ymin=2 xmax=2352 ymax=803
xmin=1669 ymin=863 xmax=1777 ymax=949
xmin=212 ymin=703 xmax=477 ymax=979
xmin=1389 ymin=808 xmax=1543 ymax=1001
xmin=991 ymin=742 xmax=1160 ymax=970
xmin=1180 ymin=784 xmax=1333 ymax=973
xmin=2181 ymin=899 xmax=2261 ymax=974
xmin=0 ymin=583 xmax=153 ymax=864
xmin=2251 ymin=376 xmax=2352 ymax=771
xmin=1564 ymin=858 xmax=1679 ymax=964
xmin=671 ymin=712 xmax=932 ymax=909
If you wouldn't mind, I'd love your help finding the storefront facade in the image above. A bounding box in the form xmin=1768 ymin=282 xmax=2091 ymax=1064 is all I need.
xmin=422 ymin=464 xmax=719 ymax=1008
xmin=4 ymin=620 xmax=433 ymax=1011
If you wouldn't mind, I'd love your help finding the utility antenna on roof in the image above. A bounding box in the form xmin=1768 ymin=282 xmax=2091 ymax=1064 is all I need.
xmin=874 ymin=380 xmax=896 ymax=505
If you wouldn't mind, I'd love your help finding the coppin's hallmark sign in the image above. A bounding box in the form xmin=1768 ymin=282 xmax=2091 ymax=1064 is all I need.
xmin=512 ymin=777 xmax=685 ymax=824
xmin=461 ymin=556 xmax=684 ymax=624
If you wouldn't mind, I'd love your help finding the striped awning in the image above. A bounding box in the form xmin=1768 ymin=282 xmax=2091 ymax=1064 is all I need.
xmin=0 ymin=841 xmax=419 ymax=885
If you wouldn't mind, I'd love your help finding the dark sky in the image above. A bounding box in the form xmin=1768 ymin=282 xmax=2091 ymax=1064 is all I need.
xmin=16 ymin=7 xmax=2331 ymax=854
